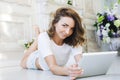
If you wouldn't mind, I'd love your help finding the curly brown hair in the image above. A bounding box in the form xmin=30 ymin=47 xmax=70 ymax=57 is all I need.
xmin=47 ymin=7 xmax=85 ymax=47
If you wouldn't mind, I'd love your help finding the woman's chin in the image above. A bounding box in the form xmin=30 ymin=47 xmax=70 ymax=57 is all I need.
xmin=61 ymin=36 xmax=67 ymax=40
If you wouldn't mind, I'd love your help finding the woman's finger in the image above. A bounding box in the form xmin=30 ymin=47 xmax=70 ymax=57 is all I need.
xmin=69 ymin=68 xmax=84 ymax=78
xmin=70 ymin=76 xmax=76 ymax=80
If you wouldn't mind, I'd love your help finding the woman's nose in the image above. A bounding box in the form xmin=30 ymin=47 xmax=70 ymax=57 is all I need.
xmin=65 ymin=28 xmax=70 ymax=34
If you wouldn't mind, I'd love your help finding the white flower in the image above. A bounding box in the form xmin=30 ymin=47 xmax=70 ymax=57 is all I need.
xmin=102 ymin=29 xmax=108 ymax=36
xmin=105 ymin=23 xmax=110 ymax=28
xmin=114 ymin=19 xmax=120 ymax=27
xmin=97 ymin=29 xmax=101 ymax=36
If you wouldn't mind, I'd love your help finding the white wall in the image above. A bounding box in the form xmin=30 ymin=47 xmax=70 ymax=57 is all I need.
xmin=0 ymin=0 xmax=34 ymax=52
xmin=0 ymin=0 xmax=107 ymax=53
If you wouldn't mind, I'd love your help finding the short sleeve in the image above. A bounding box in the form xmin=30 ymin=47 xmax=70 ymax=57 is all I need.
xmin=38 ymin=32 xmax=53 ymax=58
xmin=71 ymin=45 xmax=83 ymax=56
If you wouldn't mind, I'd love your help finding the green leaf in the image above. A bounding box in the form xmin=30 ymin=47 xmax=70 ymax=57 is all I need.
xmin=67 ymin=0 xmax=72 ymax=5
xmin=98 ymin=16 xmax=104 ymax=23
xmin=118 ymin=0 xmax=120 ymax=4
xmin=93 ymin=22 xmax=98 ymax=27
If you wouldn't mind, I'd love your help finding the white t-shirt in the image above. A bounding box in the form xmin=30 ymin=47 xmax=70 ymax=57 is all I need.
xmin=38 ymin=32 xmax=82 ymax=70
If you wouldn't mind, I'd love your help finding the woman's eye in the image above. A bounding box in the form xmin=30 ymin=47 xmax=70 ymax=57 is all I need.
xmin=62 ymin=24 xmax=66 ymax=26
xmin=62 ymin=24 xmax=68 ymax=28
xmin=62 ymin=25 xmax=67 ymax=28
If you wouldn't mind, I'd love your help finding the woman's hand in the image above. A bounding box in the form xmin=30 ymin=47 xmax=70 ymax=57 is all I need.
xmin=68 ymin=64 xmax=83 ymax=80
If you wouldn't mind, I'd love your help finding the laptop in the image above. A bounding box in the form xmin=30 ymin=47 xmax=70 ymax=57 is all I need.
xmin=78 ymin=51 xmax=117 ymax=78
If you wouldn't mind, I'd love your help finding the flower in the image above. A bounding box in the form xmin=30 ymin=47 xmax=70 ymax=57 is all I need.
xmin=94 ymin=3 xmax=120 ymax=43
xmin=24 ymin=39 xmax=34 ymax=49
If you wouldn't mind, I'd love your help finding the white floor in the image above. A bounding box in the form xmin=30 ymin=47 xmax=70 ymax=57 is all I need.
xmin=0 ymin=51 xmax=120 ymax=80
xmin=0 ymin=51 xmax=23 ymax=68
xmin=0 ymin=64 xmax=120 ymax=80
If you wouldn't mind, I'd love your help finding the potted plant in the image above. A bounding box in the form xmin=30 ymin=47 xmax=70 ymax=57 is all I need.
xmin=94 ymin=2 xmax=120 ymax=51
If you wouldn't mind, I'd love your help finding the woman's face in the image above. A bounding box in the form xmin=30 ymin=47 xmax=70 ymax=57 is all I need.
xmin=54 ymin=16 xmax=75 ymax=40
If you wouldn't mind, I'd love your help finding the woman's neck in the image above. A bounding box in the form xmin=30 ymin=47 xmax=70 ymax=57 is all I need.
xmin=52 ymin=36 xmax=63 ymax=46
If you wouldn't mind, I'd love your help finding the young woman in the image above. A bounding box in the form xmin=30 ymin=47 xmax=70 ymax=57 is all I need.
xmin=20 ymin=7 xmax=85 ymax=80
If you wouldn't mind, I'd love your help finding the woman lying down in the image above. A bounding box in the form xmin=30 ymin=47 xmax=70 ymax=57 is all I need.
xmin=20 ymin=7 xmax=85 ymax=80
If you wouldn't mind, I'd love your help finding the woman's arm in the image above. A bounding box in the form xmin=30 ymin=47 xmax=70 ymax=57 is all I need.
xmin=45 ymin=55 xmax=69 ymax=75
xmin=45 ymin=55 xmax=83 ymax=80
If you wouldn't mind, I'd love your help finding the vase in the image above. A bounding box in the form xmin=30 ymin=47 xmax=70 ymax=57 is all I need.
xmin=97 ymin=37 xmax=120 ymax=51
xmin=95 ymin=31 xmax=120 ymax=51
xmin=117 ymin=47 xmax=120 ymax=56
xmin=100 ymin=42 xmax=110 ymax=51
xmin=109 ymin=38 xmax=120 ymax=51
xmin=96 ymin=36 xmax=111 ymax=51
